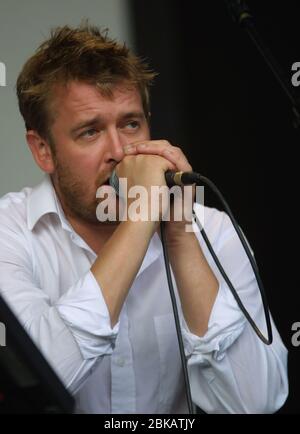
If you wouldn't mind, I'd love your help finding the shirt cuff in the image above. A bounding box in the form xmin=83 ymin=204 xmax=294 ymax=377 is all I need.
xmin=181 ymin=281 xmax=246 ymax=365
xmin=55 ymin=271 xmax=119 ymax=360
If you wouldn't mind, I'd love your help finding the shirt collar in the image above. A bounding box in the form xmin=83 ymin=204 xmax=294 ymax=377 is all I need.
xmin=27 ymin=175 xmax=59 ymax=231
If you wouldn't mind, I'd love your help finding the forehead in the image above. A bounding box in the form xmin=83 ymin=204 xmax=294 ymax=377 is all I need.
xmin=50 ymin=81 xmax=143 ymax=122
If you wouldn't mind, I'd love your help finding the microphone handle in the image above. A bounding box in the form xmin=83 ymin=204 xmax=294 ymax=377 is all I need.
xmin=165 ymin=170 xmax=200 ymax=187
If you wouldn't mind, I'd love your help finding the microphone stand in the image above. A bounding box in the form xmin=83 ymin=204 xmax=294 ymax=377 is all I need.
xmin=224 ymin=0 xmax=300 ymax=128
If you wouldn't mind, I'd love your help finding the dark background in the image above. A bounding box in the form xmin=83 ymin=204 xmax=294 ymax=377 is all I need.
xmin=130 ymin=0 xmax=300 ymax=413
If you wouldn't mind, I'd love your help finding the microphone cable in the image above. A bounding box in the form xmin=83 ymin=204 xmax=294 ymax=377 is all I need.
xmin=159 ymin=171 xmax=273 ymax=414
xmin=160 ymin=219 xmax=195 ymax=414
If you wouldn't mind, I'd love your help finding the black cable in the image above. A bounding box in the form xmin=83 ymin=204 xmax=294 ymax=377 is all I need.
xmin=160 ymin=172 xmax=273 ymax=413
xmin=224 ymin=0 xmax=300 ymax=128
xmin=193 ymin=173 xmax=272 ymax=345
xmin=160 ymin=220 xmax=195 ymax=415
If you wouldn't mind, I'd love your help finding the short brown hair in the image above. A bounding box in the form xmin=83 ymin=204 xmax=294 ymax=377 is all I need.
xmin=16 ymin=23 xmax=156 ymax=141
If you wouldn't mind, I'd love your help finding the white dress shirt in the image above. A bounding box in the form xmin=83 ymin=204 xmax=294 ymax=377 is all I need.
xmin=0 ymin=175 xmax=288 ymax=413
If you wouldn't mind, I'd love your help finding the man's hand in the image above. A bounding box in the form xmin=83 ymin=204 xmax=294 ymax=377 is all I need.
xmin=122 ymin=140 xmax=196 ymax=242
xmin=115 ymin=151 xmax=178 ymax=222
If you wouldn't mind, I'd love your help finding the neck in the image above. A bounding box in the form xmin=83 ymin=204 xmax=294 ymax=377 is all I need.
xmin=51 ymin=177 xmax=119 ymax=253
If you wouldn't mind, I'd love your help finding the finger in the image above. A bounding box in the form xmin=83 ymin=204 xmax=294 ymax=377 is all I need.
xmin=133 ymin=141 xmax=192 ymax=172
xmin=123 ymin=144 xmax=138 ymax=154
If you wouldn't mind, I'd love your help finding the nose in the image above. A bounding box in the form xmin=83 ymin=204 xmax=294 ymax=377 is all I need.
xmin=104 ymin=128 xmax=125 ymax=163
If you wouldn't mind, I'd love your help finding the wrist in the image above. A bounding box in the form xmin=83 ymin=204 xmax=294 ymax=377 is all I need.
xmin=162 ymin=223 xmax=196 ymax=249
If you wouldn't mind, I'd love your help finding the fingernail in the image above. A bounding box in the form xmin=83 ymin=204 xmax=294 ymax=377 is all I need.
xmin=138 ymin=143 xmax=147 ymax=148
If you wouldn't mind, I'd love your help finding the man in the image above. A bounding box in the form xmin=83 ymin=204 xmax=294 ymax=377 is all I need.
xmin=0 ymin=24 xmax=288 ymax=413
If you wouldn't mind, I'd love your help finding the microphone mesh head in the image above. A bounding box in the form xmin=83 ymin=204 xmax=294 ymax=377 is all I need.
xmin=109 ymin=170 xmax=119 ymax=195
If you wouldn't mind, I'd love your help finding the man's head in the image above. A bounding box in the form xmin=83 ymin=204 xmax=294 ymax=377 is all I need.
xmin=16 ymin=23 xmax=156 ymax=223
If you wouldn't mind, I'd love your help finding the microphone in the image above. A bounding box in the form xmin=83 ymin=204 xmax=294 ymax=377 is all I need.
xmin=164 ymin=171 xmax=200 ymax=187
xmin=109 ymin=169 xmax=200 ymax=195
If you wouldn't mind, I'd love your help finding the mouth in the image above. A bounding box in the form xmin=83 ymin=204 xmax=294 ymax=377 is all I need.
xmin=97 ymin=168 xmax=116 ymax=188
xmin=97 ymin=175 xmax=111 ymax=188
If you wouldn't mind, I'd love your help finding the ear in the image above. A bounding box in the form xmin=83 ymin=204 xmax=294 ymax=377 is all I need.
xmin=26 ymin=130 xmax=55 ymax=174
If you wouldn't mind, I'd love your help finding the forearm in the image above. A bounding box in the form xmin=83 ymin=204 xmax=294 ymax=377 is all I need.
xmin=91 ymin=219 xmax=158 ymax=327
xmin=166 ymin=230 xmax=219 ymax=336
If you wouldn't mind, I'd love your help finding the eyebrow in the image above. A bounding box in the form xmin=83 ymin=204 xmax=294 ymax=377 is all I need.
xmin=70 ymin=116 xmax=103 ymax=135
xmin=70 ymin=111 xmax=146 ymax=135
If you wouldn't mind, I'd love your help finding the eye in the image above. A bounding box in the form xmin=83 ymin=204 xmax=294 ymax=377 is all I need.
xmin=80 ymin=128 xmax=98 ymax=139
xmin=125 ymin=120 xmax=140 ymax=130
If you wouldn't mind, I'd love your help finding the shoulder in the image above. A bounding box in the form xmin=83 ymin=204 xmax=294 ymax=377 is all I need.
xmin=193 ymin=202 xmax=234 ymax=245
xmin=193 ymin=202 xmax=232 ymax=234
xmin=0 ymin=187 xmax=32 ymax=233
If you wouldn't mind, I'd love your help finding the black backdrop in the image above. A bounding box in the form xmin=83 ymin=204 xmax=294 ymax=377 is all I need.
xmin=130 ymin=0 xmax=300 ymax=413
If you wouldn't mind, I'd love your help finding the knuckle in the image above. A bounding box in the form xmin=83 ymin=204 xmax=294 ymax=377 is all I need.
xmin=172 ymin=145 xmax=182 ymax=153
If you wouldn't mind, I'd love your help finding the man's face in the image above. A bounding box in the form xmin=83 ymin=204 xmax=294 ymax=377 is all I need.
xmin=48 ymin=80 xmax=150 ymax=224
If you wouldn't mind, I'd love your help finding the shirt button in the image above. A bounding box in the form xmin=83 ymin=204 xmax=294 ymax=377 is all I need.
xmin=116 ymin=357 xmax=125 ymax=367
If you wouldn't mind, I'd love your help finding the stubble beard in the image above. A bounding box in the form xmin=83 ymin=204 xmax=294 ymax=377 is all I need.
xmin=52 ymin=159 xmax=121 ymax=226
xmin=52 ymin=160 xmax=101 ymax=224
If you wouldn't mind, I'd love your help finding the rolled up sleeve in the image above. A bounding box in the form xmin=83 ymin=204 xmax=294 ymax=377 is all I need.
xmin=181 ymin=281 xmax=246 ymax=365
xmin=0 ymin=221 xmax=119 ymax=393
xmin=178 ymin=206 xmax=288 ymax=413
xmin=55 ymin=271 xmax=119 ymax=360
